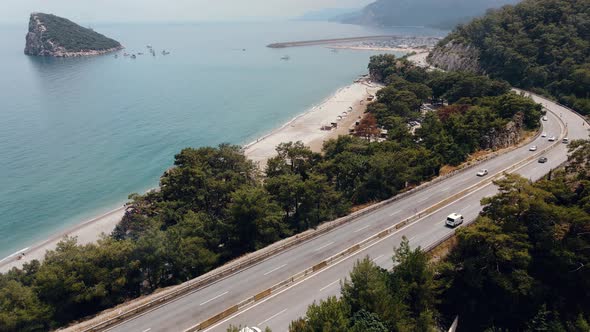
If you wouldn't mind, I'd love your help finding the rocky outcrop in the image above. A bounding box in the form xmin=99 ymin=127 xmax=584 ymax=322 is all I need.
xmin=25 ymin=13 xmax=123 ymax=57
xmin=481 ymin=112 xmax=525 ymax=150
xmin=427 ymin=40 xmax=481 ymax=73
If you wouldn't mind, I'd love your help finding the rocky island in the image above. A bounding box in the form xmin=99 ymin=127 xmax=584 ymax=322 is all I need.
xmin=24 ymin=13 xmax=123 ymax=57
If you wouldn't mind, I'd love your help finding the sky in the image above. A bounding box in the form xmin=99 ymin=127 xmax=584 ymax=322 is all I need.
xmin=2 ymin=0 xmax=374 ymax=24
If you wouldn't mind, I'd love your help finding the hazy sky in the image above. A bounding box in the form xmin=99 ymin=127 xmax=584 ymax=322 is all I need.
xmin=2 ymin=0 xmax=373 ymax=23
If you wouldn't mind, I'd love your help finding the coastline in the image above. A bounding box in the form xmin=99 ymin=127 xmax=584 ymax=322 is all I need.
xmin=245 ymin=77 xmax=383 ymax=167
xmin=0 ymin=76 xmax=384 ymax=273
xmin=328 ymin=45 xmax=429 ymax=53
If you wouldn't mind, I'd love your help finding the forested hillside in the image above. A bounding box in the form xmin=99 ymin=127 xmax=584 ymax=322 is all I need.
xmin=429 ymin=0 xmax=590 ymax=115
xmin=0 ymin=55 xmax=543 ymax=331
xmin=291 ymin=139 xmax=590 ymax=331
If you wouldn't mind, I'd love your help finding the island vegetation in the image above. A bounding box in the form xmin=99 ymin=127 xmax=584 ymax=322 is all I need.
xmin=25 ymin=13 xmax=122 ymax=56
xmin=290 ymin=139 xmax=590 ymax=331
xmin=430 ymin=0 xmax=590 ymax=115
xmin=0 ymin=55 xmax=543 ymax=331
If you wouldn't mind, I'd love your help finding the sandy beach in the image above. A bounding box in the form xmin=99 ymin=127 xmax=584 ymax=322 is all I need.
xmin=245 ymin=78 xmax=383 ymax=167
xmin=0 ymin=77 xmax=383 ymax=273
xmin=0 ymin=207 xmax=126 ymax=272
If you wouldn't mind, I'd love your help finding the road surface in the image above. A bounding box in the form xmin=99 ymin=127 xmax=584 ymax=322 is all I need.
xmin=103 ymin=93 xmax=588 ymax=332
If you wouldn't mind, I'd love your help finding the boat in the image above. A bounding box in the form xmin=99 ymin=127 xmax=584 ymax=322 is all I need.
xmin=146 ymin=44 xmax=152 ymax=48
xmin=280 ymin=55 xmax=290 ymax=61
xmin=131 ymin=54 xmax=137 ymax=59
xmin=162 ymin=50 xmax=170 ymax=55
xmin=137 ymin=52 xmax=143 ymax=55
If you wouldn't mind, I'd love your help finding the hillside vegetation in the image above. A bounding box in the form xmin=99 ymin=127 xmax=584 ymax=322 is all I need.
xmin=431 ymin=0 xmax=590 ymax=114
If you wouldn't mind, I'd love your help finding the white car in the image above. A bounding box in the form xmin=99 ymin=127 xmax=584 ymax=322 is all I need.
xmin=541 ymin=132 xmax=547 ymax=137
xmin=529 ymin=146 xmax=537 ymax=151
xmin=239 ymin=328 xmax=262 ymax=332
xmin=542 ymin=116 xmax=548 ymax=121
xmin=548 ymin=136 xmax=556 ymax=142
xmin=476 ymin=169 xmax=489 ymax=177
xmin=446 ymin=213 xmax=464 ymax=228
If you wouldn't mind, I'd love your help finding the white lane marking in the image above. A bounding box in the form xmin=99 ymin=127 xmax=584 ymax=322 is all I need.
xmin=319 ymin=279 xmax=340 ymax=292
xmin=0 ymin=247 xmax=29 ymax=263
xmin=264 ymin=264 xmax=287 ymax=276
xmin=354 ymin=225 xmax=370 ymax=233
xmin=314 ymin=242 xmax=334 ymax=252
xmin=390 ymin=210 xmax=401 ymax=217
xmin=460 ymin=205 xmax=472 ymax=212
xmin=199 ymin=291 xmax=229 ymax=306
xmin=142 ymin=329 xmax=151 ymax=332
xmin=417 ymin=196 xmax=429 ymax=203
xmin=371 ymin=255 xmax=385 ymax=263
xmin=258 ymin=309 xmax=287 ymax=326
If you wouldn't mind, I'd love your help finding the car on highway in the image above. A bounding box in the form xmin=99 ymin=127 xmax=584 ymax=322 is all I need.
xmin=541 ymin=132 xmax=547 ymax=137
xmin=542 ymin=116 xmax=548 ymax=121
xmin=529 ymin=145 xmax=537 ymax=151
xmin=538 ymin=157 xmax=548 ymax=163
xmin=239 ymin=327 xmax=262 ymax=332
xmin=446 ymin=213 xmax=464 ymax=228
xmin=548 ymin=136 xmax=556 ymax=141
xmin=476 ymin=169 xmax=488 ymax=177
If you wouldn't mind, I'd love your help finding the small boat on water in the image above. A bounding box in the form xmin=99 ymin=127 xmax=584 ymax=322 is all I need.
xmin=281 ymin=55 xmax=290 ymax=61
xmin=146 ymin=44 xmax=152 ymax=48
xmin=123 ymin=53 xmax=129 ymax=57
xmin=131 ymin=54 xmax=137 ymax=59
xmin=162 ymin=50 xmax=171 ymax=55
xmin=137 ymin=52 xmax=144 ymax=55
xmin=114 ymin=54 xmax=118 ymax=58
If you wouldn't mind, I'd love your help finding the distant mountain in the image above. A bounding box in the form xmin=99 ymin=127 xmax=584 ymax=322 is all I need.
xmin=298 ymin=8 xmax=362 ymax=22
xmin=342 ymin=0 xmax=520 ymax=28
xmin=24 ymin=13 xmax=123 ymax=57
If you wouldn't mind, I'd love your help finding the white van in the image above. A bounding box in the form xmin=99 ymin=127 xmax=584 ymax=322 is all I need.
xmin=446 ymin=213 xmax=464 ymax=228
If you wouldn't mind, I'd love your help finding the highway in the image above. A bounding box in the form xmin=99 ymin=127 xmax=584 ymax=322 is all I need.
xmin=105 ymin=93 xmax=588 ymax=332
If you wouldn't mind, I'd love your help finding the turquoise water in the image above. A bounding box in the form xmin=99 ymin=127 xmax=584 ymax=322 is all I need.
xmin=0 ymin=21 xmax=445 ymax=258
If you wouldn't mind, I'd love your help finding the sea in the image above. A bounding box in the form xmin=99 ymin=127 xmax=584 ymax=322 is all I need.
xmin=0 ymin=21 xmax=446 ymax=259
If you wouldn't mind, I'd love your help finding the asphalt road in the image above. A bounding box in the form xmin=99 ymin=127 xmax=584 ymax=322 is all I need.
xmin=108 ymin=94 xmax=588 ymax=332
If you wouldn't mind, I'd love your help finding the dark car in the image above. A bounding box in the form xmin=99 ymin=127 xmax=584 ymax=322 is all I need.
xmin=538 ymin=157 xmax=548 ymax=163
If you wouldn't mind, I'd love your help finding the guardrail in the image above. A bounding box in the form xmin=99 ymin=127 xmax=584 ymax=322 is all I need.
xmin=186 ymin=113 xmax=567 ymax=331
xmin=74 ymin=93 xmax=562 ymax=332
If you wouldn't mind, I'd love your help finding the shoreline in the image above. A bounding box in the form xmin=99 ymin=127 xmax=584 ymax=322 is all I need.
xmin=0 ymin=76 xmax=384 ymax=273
